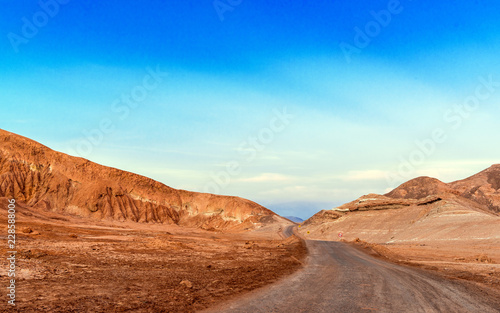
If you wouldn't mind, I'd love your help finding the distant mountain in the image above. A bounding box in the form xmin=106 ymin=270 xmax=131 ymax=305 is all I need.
xmin=0 ymin=129 xmax=285 ymax=230
xmin=284 ymin=216 xmax=304 ymax=223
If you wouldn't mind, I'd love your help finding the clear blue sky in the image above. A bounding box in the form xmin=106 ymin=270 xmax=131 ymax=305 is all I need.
xmin=2 ymin=1 xmax=500 ymax=219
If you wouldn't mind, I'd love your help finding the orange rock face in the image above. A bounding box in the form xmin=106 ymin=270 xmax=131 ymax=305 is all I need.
xmin=0 ymin=129 xmax=276 ymax=230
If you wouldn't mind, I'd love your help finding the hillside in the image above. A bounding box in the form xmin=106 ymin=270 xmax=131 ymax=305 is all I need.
xmin=300 ymin=166 xmax=500 ymax=289
xmin=307 ymin=167 xmax=500 ymax=225
xmin=449 ymin=164 xmax=500 ymax=214
xmin=0 ymin=129 xmax=282 ymax=230
xmin=384 ymin=176 xmax=458 ymax=199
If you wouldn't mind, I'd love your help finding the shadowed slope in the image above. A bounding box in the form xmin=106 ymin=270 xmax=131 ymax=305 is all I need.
xmin=450 ymin=165 xmax=500 ymax=214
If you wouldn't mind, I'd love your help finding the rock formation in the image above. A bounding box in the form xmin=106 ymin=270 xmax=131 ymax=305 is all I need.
xmin=306 ymin=165 xmax=500 ymax=225
xmin=0 ymin=129 xmax=279 ymax=230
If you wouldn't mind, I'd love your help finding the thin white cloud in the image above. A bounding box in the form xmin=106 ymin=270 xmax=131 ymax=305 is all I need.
xmin=339 ymin=170 xmax=388 ymax=181
xmin=237 ymin=173 xmax=294 ymax=183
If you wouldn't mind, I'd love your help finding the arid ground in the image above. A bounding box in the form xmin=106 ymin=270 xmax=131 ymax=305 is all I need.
xmin=0 ymin=203 xmax=306 ymax=313
xmin=300 ymin=200 xmax=500 ymax=296
xmin=205 ymin=237 xmax=500 ymax=313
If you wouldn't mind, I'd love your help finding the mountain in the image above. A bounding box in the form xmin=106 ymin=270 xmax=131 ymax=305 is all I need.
xmin=384 ymin=176 xmax=458 ymax=200
xmin=303 ymin=165 xmax=500 ymax=240
xmin=382 ymin=167 xmax=500 ymax=214
xmin=284 ymin=216 xmax=304 ymax=223
xmin=307 ymin=165 xmax=500 ymax=221
xmin=0 ymin=129 xmax=284 ymax=230
xmin=448 ymin=164 xmax=500 ymax=214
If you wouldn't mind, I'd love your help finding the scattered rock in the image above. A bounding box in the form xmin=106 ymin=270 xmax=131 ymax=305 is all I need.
xmin=22 ymin=227 xmax=33 ymax=234
xmin=180 ymin=280 xmax=193 ymax=288
xmin=475 ymin=254 xmax=493 ymax=263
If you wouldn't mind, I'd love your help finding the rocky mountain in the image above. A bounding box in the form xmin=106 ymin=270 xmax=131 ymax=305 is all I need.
xmin=448 ymin=165 xmax=500 ymax=214
xmin=305 ymin=165 xmax=500 ymax=228
xmin=384 ymin=168 xmax=500 ymax=214
xmin=0 ymin=129 xmax=281 ymax=230
xmin=302 ymin=166 xmax=500 ymax=245
xmin=384 ymin=176 xmax=458 ymax=200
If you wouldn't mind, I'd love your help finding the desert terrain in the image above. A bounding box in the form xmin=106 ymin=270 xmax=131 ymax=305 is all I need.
xmin=0 ymin=129 xmax=278 ymax=230
xmin=205 ymin=238 xmax=500 ymax=313
xmin=0 ymin=129 xmax=307 ymax=312
xmin=0 ymin=198 xmax=305 ymax=312
xmin=1 ymin=128 xmax=500 ymax=312
xmin=300 ymin=167 xmax=500 ymax=298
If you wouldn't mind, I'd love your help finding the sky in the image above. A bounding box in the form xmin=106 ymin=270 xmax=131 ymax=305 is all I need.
xmin=1 ymin=1 xmax=500 ymax=219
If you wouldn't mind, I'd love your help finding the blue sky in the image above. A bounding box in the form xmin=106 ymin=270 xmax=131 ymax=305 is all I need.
xmin=2 ymin=1 xmax=500 ymax=219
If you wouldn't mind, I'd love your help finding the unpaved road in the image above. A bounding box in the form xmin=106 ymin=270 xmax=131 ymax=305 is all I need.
xmin=282 ymin=225 xmax=295 ymax=238
xmin=204 ymin=240 xmax=500 ymax=313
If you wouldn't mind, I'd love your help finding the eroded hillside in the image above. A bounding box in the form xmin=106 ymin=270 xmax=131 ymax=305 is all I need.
xmin=0 ymin=129 xmax=281 ymax=230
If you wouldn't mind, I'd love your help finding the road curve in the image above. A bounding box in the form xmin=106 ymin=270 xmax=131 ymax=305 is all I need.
xmin=203 ymin=240 xmax=499 ymax=313
xmin=281 ymin=225 xmax=295 ymax=238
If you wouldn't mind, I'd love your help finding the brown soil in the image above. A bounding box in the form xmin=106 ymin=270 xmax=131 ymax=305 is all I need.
xmin=0 ymin=204 xmax=306 ymax=312
xmin=349 ymin=238 xmax=500 ymax=293
xmin=301 ymin=191 xmax=500 ymax=299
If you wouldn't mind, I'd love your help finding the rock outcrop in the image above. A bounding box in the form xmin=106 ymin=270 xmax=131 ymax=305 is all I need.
xmin=307 ymin=164 xmax=500 ymax=225
xmin=0 ymin=129 xmax=278 ymax=230
xmin=449 ymin=165 xmax=500 ymax=214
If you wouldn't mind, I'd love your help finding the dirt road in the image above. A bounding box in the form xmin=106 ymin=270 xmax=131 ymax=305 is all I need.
xmin=204 ymin=240 xmax=500 ymax=313
xmin=281 ymin=225 xmax=295 ymax=238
